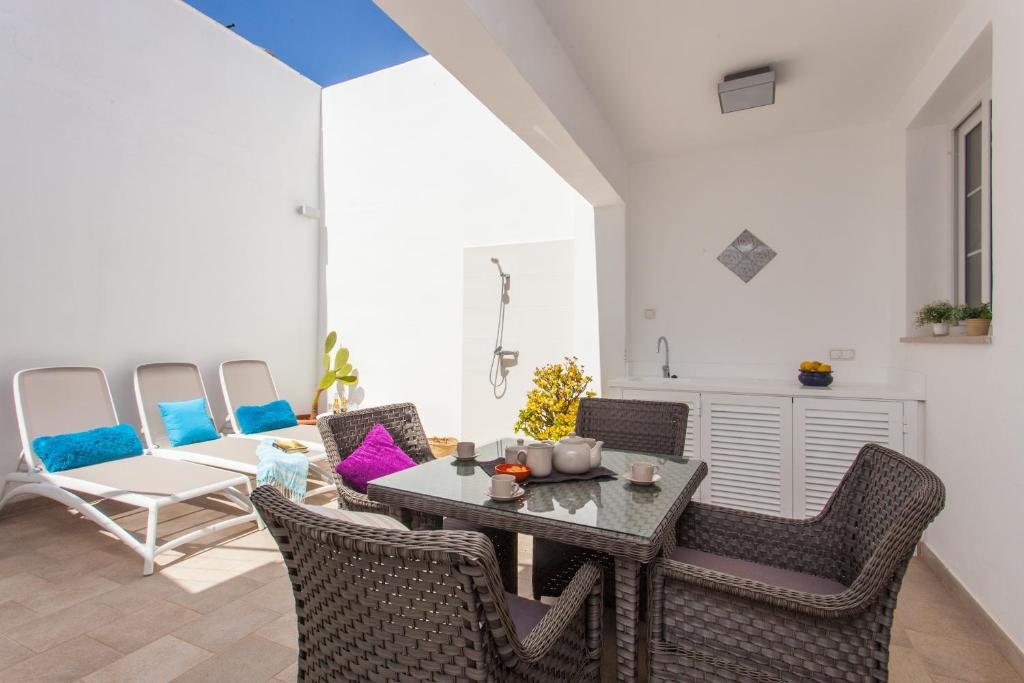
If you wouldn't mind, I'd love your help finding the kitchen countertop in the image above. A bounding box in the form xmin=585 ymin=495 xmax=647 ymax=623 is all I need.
xmin=608 ymin=376 xmax=925 ymax=401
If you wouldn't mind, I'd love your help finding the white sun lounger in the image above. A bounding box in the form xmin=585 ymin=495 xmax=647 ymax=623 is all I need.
xmin=1 ymin=366 xmax=260 ymax=575
xmin=219 ymin=359 xmax=323 ymax=448
xmin=134 ymin=362 xmax=335 ymax=499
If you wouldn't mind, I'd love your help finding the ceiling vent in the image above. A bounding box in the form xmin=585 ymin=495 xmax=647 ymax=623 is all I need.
xmin=719 ymin=66 xmax=775 ymax=114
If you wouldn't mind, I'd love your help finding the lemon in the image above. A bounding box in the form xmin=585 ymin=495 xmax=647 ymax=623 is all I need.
xmin=799 ymin=361 xmax=813 ymax=371
xmin=818 ymin=364 xmax=832 ymax=373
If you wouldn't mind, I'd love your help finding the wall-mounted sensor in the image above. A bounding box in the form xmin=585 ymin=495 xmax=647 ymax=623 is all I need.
xmin=297 ymin=205 xmax=321 ymax=219
xmin=719 ymin=66 xmax=775 ymax=114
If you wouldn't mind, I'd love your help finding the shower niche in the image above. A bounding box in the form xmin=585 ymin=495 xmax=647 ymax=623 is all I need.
xmin=461 ymin=240 xmax=576 ymax=441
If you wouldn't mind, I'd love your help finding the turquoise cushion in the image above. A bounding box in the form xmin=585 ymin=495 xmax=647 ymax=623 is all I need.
xmin=32 ymin=424 xmax=143 ymax=473
xmin=158 ymin=397 xmax=219 ymax=447
xmin=236 ymin=399 xmax=298 ymax=434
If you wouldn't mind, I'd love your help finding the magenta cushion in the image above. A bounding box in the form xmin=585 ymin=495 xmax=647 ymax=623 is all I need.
xmin=335 ymin=423 xmax=417 ymax=493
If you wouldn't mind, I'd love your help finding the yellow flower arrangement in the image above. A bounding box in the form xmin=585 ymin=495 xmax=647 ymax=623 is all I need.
xmin=514 ymin=357 xmax=597 ymax=441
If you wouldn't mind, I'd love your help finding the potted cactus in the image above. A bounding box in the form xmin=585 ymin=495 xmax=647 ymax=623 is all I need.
xmin=956 ymin=303 xmax=992 ymax=336
xmin=914 ymin=300 xmax=957 ymax=336
xmin=304 ymin=331 xmax=358 ymax=424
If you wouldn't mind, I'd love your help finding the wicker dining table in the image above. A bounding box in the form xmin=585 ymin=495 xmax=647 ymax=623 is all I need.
xmin=367 ymin=438 xmax=707 ymax=683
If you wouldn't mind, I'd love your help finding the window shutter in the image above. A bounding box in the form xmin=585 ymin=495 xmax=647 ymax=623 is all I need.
xmin=700 ymin=394 xmax=793 ymax=516
xmin=794 ymin=398 xmax=904 ymax=518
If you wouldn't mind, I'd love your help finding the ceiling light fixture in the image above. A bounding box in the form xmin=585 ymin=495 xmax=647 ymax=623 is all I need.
xmin=719 ymin=66 xmax=775 ymax=114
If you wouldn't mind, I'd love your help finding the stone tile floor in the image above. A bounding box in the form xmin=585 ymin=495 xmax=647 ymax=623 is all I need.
xmin=0 ymin=493 xmax=1019 ymax=682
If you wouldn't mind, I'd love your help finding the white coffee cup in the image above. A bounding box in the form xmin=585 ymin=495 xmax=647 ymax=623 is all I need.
xmin=525 ymin=442 xmax=554 ymax=477
xmin=505 ymin=448 xmax=527 ymax=465
xmin=629 ymin=462 xmax=659 ymax=482
xmin=456 ymin=441 xmax=476 ymax=459
xmin=490 ymin=473 xmax=519 ymax=498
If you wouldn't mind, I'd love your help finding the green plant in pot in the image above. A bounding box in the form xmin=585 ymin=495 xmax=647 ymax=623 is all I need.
xmin=914 ymin=300 xmax=957 ymax=336
xmin=956 ymin=302 xmax=992 ymax=336
xmin=311 ymin=331 xmax=358 ymax=418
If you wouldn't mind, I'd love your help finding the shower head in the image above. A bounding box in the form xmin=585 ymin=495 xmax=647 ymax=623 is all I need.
xmin=490 ymin=257 xmax=509 ymax=280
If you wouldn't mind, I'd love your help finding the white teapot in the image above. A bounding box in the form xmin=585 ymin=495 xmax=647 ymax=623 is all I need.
xmin=553 ymin=434 xmax=604 ymax=474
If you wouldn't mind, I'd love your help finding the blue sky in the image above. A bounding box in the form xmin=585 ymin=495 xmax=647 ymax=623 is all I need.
xmin=184 ymin=0 xmax=426 ymax=86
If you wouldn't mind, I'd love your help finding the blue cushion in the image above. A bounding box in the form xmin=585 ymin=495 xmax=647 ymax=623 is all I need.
xmin=236 ymin=399 xmax=298 ymax=434
xmin=158 ymin=397 xmax=219 ymax=447
xmin=32 ymin=424 xmax=143 ymax=473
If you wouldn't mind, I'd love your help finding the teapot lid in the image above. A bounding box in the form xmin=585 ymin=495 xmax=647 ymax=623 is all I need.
xmin=559 ymin=434 xmax=586 ymax=443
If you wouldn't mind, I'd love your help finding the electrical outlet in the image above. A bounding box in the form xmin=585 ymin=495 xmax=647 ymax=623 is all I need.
xmin=829 ymin=348 xmax=855 ymax=361
xmin=643 ymin=308 xmax=656 ymax=320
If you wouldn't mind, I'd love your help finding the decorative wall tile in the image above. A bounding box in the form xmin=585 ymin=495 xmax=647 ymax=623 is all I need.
xmin=717 ymin=229 xmax=776 ymax=283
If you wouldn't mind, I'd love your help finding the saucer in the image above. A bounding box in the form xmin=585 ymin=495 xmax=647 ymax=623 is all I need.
xmin=453 ymin=453 xmax=477 ymax=462
xmin=623 ymin=472 xmax=661 ymax=486
xmin=486 ymin=486 xmax=526 ymax=501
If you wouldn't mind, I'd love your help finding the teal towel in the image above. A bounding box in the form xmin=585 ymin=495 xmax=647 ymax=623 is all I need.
xmin=256 ymin=439 xmax=308 ymax=503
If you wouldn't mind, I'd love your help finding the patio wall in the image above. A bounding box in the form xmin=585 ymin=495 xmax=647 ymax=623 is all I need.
xmin=0 ymin=0 xmax=322 ymax=476
xmin=896 ymin=0 xmax=1024 ymax=653
xmin=461 ymin=240 xmax=576 ymax=444
xmin=321 ymin=56 xmax=597 ymax=438
xmin=627 ymin=122 xmax=901 ymax=383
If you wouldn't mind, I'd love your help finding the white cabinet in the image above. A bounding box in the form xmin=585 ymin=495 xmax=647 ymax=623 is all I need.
xmin=700 ymin=393 xmax=793 ymax=516
xmin=793 ymin=398 xmax=904 ymax=518
xmin=619 ymin=389 xmax=700 ymax=459
xmin=608 ymin=385 xmax=918 ymax=519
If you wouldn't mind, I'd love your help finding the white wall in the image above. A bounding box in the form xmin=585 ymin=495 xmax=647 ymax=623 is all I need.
xmin=594 ymin=204 xmax=627 ymax=386
xmin=322 ymin=56 xmax=596 ymax=438
xmin=0 ymin=0 xmax=322 ymax=475
xmin=896 ymin=0 xmax=1024 ymax=651
xmin=627 ymin=124 xmax=901 ymax=382
xmin=905 ymin=123 xmax=956 ymax=331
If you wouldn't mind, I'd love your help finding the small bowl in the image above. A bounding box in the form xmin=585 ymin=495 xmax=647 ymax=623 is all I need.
xmin=798 ymin=371 xmax=834 ymax=387
xmin=495 ymin=463 xmax=532 ymax=482
xmin=428 ymin=436 xmax=458 ymax=458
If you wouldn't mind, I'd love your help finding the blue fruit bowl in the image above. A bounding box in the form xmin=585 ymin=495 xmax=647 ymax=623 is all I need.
xmin=798 ymin=371 xmax=834 ymax=388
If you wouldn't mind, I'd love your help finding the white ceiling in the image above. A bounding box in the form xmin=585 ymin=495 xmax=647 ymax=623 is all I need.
xmin=534 ymin=0 xmax=967 ymax=162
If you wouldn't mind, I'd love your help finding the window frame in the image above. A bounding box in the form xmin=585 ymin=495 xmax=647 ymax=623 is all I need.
xmin=953 ymin=98 xmax=991 ymax=306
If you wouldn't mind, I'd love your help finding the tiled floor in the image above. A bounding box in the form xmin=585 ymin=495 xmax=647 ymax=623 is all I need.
xmin=0 ymin=494 xmax=1019 ymax=682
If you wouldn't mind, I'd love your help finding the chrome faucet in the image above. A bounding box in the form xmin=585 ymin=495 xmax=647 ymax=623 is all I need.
xmin=657 ymin=336 xmax=671 ymax=378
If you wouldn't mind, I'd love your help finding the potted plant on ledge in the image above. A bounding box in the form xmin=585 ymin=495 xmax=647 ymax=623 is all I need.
xmin=914 ymin=300 xmax=957 ymax=337
xmin=956 ymin=303 xmax=992 ymax=336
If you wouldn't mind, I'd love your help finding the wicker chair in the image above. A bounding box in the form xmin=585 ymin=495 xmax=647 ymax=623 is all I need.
xmin=251 ymin=486 xmax=603 ymax=682
xmin=649 ymin=443 xmax=946 ymax=682
xmin=532 ymin=397 xmax=689 ymax=599
xmin=317 ymin=403 xmax=518 ymax=590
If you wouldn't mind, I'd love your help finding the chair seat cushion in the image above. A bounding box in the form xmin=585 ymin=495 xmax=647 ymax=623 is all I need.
xmin=506 ymin=593 xmax=550 ymax=636
xmin=300 ymin=503 xmax=408 ymax=530
xmin=672 ymin=547 xmax=846 ymax=595
xmin=335 ymin=424 xmax=416 ymax=493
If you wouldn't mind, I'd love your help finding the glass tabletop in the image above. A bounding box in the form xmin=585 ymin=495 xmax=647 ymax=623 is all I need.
xmin=369 ymin=438 xmax=704 ymax=540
